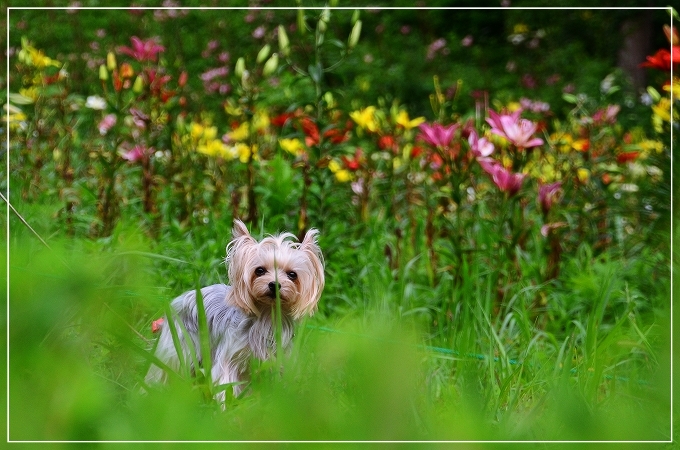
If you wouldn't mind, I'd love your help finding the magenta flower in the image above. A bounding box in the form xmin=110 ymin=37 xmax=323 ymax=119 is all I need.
xmin=467 ymin=130 xmax=495 ymax=158
xmin=479 ymin=159 xmax=526 ymax=196
xmin=592 ymin=104 xmax=620 ymax=124
xmin=121 ymin=144 xmax=151 ymax=162
xmin=486 ymin=109 xmax=544 ymax=149
xmin=98 ymin=114 xmax=117 ymax=135
xmin=129 ymin=108 xmax=149 ymax=129
xmin=538 ymin=181 xmax=562 ymax=215
xmin=418 ymin=122 xmax=459 ymax=148
xmin=118 ymin=36 xmax=165 ymax=62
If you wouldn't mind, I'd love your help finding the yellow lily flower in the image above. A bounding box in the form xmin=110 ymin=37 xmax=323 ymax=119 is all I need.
xmin=253 ymin=111 xmax=270 ymax=130
xmin=652 ymin=98 xmax=671 ymax=123
xmin=334 ymin=169 xmax=352 ymax=182
xmin=198 ymin=139 xmax=226 ymax=157
xmin=235 ymin=143 xmax=258 ymax=163
xmin=350 ymin=106 xmax=378 ymax=132
xmin=279 ymin=138 xmax=305 ymax=156
xmin=228 ymin=123 xmax=250 ymax=142
xmin=396 ymin=110 xmax=425 ymax=130
xmin=507 ymin=101 xmax=522 ymax=112
xmin=638 ymin=139 xmax=663 ymax=154
xmin=190 ymin=122 xmax=204 ymax=141
xmin=328 ymin=159 xmax=341 ymax=173
xmin=662 ymin=78 xmax=680 ymax=101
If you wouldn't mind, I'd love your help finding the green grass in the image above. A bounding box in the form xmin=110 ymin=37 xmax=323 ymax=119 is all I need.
xmin=5 ymin=204 xmax=672 ymax=443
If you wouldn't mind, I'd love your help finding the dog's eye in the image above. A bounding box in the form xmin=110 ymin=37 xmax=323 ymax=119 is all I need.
xmin=255 ymin=267 xmax=267 ymax=276
xmin=287 ymin=271 xmax=297 ymax=281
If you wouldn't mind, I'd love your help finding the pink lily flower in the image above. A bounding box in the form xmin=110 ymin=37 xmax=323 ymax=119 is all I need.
xmin=486 ymin=109 xmax=544 ymax=149
xmin=418 ymin=122 xmax=459 ymax=148
xmin=538 ymin=181 xmax=562 ymax=215
xmin=121 ymin=144 xmax=151 ymax=162
xmin=592 ymin=104 xmax=620 ymax=125
xmin=468 ymin=129 xmax=495 ymax=158
xmin=118 ymin=36 xmax=165 ymax=62
xmin=98 ymin=114 xmax=117 ymax=135
xmin=479 ymin=158 xmax=526 ymax=196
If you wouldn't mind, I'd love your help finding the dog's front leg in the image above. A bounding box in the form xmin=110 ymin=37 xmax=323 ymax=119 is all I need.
xmin=211 ymin=358 xmax=249 ymax=407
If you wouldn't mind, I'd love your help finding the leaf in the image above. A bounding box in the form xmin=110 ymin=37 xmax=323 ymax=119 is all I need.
xmin=308 ymin=63 xmax=323 ymax=84
xmin=327 ymin=38 xmax=346 ymax=49
xmin=194 ymin=278 xmax=213 ymax=394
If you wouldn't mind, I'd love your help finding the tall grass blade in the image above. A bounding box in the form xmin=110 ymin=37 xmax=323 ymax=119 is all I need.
xmin=194 ymin=276 xmax=214 ymax=397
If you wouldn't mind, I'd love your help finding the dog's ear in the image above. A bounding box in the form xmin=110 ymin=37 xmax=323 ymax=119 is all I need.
xmin=232 ymin=219 xmax=252 ymax=240
xmin=226 ymin=219 xmax=260 ymax=316
xmin=300 ymin=228 xmax=323 ymax=265
xmin=293 ymin=228 xmax=325 ymax=319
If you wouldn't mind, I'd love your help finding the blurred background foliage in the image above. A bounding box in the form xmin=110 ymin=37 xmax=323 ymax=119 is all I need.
xmin=3 ymin=1 xmax=670 ymax=121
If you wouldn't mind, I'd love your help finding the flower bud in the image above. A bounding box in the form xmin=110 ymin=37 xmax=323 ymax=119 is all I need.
xmin=320 ymin=7 xmax=330 ymax=23
xmin=256 ymin=44 xmax=271 ymax=64
xmin=297 ymin=9 xmax=306 ymax=35
xmin=318 ymin=8 xmax=330 ymax=32
xmin=132 ymin=75 xmax=144 ymax=93
xmin=178 ymin=70 xmax=188 ymax=88
xmin=99 ymin=64 xmax=109 ymax=81
xmin=262 ymin=53 xmax=279 ymax=77
xmin=235 ymin=57 xmax=246 ymax=79
xmin=241 ymin=70 xmax=250 ymax=88
xmin=119 ymin=62 xmax=134 ymax=79
xmin=351 ymin=9 xmax=360 ymax=25
xmin=348 ymin=20 xmax=362 ymax=49
xmin=106 ymin=52 xmax=117 ymax=71
xmin=278 ymin=25 xmax=290 ymax=57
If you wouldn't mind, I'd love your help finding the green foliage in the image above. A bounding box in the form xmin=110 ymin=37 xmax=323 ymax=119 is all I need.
xmin=5 ymin=3 xmax=674 ymax=443
xmin=6 ymin=226 xmax=670 ymax=441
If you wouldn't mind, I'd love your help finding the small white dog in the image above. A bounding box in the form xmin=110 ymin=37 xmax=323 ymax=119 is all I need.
xmin=145 ymin=220 xmax=325 ymax=399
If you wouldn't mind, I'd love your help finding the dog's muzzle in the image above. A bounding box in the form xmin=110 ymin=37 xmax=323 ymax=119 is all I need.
xmin=267 ymin=281 xmax=282 ymax=298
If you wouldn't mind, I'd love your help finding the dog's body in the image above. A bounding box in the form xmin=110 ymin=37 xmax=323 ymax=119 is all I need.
xmin=145 ymin=220 xmax=324 ymax=398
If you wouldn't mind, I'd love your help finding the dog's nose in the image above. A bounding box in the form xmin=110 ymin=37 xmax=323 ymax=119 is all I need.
xmin=268 ymin=281 xmax=281 ymax=293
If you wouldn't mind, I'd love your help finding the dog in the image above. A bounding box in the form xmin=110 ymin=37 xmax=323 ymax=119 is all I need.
xmin=145 ymin=219 xmax=325 ymax=400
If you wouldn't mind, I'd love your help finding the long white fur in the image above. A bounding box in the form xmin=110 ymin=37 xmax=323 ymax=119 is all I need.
xmin=145 ymin=220 xmax=324 ymax=399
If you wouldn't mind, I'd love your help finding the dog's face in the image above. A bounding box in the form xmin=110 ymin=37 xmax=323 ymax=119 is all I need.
xmin=226 ymin=220 xmax=325 ymax=320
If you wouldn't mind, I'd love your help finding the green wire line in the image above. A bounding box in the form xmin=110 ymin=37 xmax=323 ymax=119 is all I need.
xmin=305 ymin=325 xmax=647 ymax=385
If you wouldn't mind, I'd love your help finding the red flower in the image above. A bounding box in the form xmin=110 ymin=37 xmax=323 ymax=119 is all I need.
xmin=617 ymin=151 xmax=639 ymax=163
xmin=639 ymin=48 xmax=679 ymax=71
xmin=428 ymin=153 xmax=443 ymax=170
xmin=342 ymin=148 xmax=364 ymax=171
xmin=300 ymin=117 xmax=320 ymax=147
xmin=145 ymin=69 xmax=174 ymax=102
xmin=272 ymin=112 xmax=295 ymax=127
xmin=178 ymin=71 xmax=188 ymax=88
xmin=323 ymin=121 xmax=352 ymax=144
xmin=410 ymin=146 xmax=424 ymax=159
xmin=377 ymin=135 xmax=397 ymax=152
